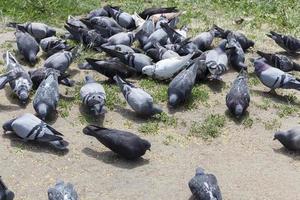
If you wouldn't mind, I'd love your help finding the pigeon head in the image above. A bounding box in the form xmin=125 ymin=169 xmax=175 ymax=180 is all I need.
xmin=28 ymin=53 xmax=37 ymax=65
xmin=273 ymin=131 xmax=286 ymax=141
xmin=195 ymin=167 xmax=205 ymax=176
xmin=151 ymin=104 xmax=163 ymax=115
xmin=18 ymin=88 xmax=29 ymax=103
xmin=142 ymin=65 xmax=155 ymax=76
xmin=36 ymin=103 xmax=49 ymax=120
xmin=142 ymin=139 xmax=151 ymax=151
xmin=48 ymin=188 xmax=64 ymax=200
xmin=234 ymin=104 xmax=244 ymax=117
xmin=218 ymin=39 xmax=228 ymax=50
xmin=266 ymin=31 xmax=283 ymax=45
xmin=6 ymin=190 xmax=15 ymax=200
xmin=168 ymin=94 xmax=179 ymax=107
xmin=92 ymin=103 xmax=105 ymax=116
xmin=46 ymin=27 xmax=56 ymax=38
xmin=253 ymin=58 xmax=269 ymax=75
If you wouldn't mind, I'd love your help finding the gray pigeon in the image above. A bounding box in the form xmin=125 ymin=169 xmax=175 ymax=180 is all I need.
xmin=192 ymin=26 xmax=220 ymax=51
xmin=104 ymin=32 xmax=135 ymax=46
xmin=143 ymin=28 xmax=168 ymax=50
xmin=168 ymin=60 xmax=198 ymax=107
xmin=114 ymin=75 xmax=162 ymax=117
xmin=274 ymin=127 xmax=300 ymax=151
xmin=3 ymin=113 xmax=68 ymax=150
xmin=3 ymin=51 xmax=33 ymax=103
xmin=44 ymin=47 xmax=79 ymax=73
xmin=188 ymin=167 xmax=222 ymax=200
xmin=87 ymin=8 xmax=109 ymax=19
xmin=0 ymin=70 xmax=22 ymax=90
xmin=257 ymin=51 xmax=300 ymax=72
xmin=267 ymin=31 xmax=300 ymax=53
xmin=142 ymin=53 xmax=193 ymax=80
xmin=80 ymin=76 xmax=106 ymax=115
xmin=0 ymin=177 xmax=15 ymax=200
xmin=104 ymin=5 xmax=136 ymax=29
xmin=15 ymin=28 xmax=39 ymax=65
xmin=101 ymin=46 xmax=153 ymax=72
xmin=8 ymin=22 xmax=56 ymax=41
xmin=102 ymin=44 xmax=136 ymax=53
xmin=226 ymin=70 xmax=250 ymax=117
xmin=155 ymin=15 xmax=169 ymax=30
xmin=203 ymin=40 xmax=228 ymax=80
xmin=253 ymin=58 xmax=300 ymax=91
xmin=33 ymin=69 xmax=60 ymax=120
xmin=146 ymin=42 xmax=179 ymax=62
xmin=40 ymin=36 xmax=69 ymax=56
xmin=226 ymin=33 xmax=246 ymax=71
xmin=48 ymin=180 xmax=78 ymax=200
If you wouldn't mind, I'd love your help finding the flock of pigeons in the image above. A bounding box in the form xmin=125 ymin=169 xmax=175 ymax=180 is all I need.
xmin=0 ymin=4 xmax=300 ymax=200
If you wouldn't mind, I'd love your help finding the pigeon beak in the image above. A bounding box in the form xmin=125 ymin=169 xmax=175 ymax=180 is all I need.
xmin=266 ymin=33 xmax=272 ymax=38
xmin=273 ymin=137 xmax=277 ymax=140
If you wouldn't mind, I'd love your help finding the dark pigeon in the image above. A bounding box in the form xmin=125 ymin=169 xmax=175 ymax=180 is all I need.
xmin=226 ymin=70 xmax=250 ymax=117
xmin=188 ymin=167 xmax=222 ymax=200
xmin=104 ymin=5 xmax=136 ymax=29
xmin=83 ymin=125 xmax=151 ymax=159
xmin=274 ymin=127 xmax=300 ymax=151
xmin=257 ymin=50 xmax=300 ymax=72
xmin=40 ymin=36 xmax=69 ymax=57
xmin=266 ymin=31 xmax=300 ymax=53
xmin=226 ymin=33 xmax=246 ymax=71
xmin=139 ymin=7 xmax=179 ymax=19
xmin=0 ymin=177 xmax=14 ymax=200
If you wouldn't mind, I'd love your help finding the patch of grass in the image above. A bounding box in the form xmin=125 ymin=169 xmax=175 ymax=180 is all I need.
xmin=138 ymin=121 xmax=159 ymax=135
xmin=274 ymin=104 xmax=298 ymax=118
xmin=139 ymin=78 xmax=168 ymax=103
xmin=185 ymin=84 xmax=210 ymax=109
xmin=154 ymin=112 xmax=177 ymax=128
xmin=189 ymin=114 xmax=225 ymax=140
xmin=242 ymin=117 xmax=254 ymax=129
xmin=78 ymin=113 xmax=98 ymax=125
xmin=163 ymin=135 xmax=175 ymax=145
xmin=58 ymin=84 xmax=82 ymax=118
xmin=58 ymin=99 xmax=72 ymax=118
xmin=255 ymin=99 xmax=272 ymax=110
xmin=102 ymin=83 xmax=126 ymax=110
xmin=263 ymin=118 xmax=281 ymax=131
xmin=248 ymin=73 xmax=260 ymax=87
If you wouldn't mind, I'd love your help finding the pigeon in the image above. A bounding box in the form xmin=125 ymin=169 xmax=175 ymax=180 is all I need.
xmin=83 ymin=125 xmax=151 ymax=159
xmin=194 ymin=56 xmax=209 ymax=81
xmin=80 ymin=76 xmax=106 ymax=115
xmin=214 ymin=25 xmax=254 ymax=51
xmin=134 ymin=18 xmax=155 ymax=46
xmin=48 ymin=180 xmax=78 ymax=200
xmin=226 ymin=70 xmax=250 ymax=117
xmin=44 ymin=46 xmax=79 ymax=73
xmin=203 ymin=40 xmax=228 ymax=80
xmin=155 ymin=15 xmax=169 ymax=30
xmin=139 ymin=7 xmax=179 ymax=19
xmin=3 ymin=113 xmax=68 ymax=150
xmin=3 ymin=51 xmax=33 ymax=103
xmin=15 ymin=27 xmax=40 ymax=65
xmin=104 ymin=31 xmax=135 ymax=46
xmin=104 ymin=5 xmax=136 ymax=29
xmin=253 ymin=58 xmax=300 ymax=91
xmin=64 ymin=17 xmax=88 ymax=41
xmin=101 ymin=46 xmax=153 ymax=72
xmin=29 ymin=68 xmax=74 ymax=89
xmin=226 ymin=33 xmax=246 ymax=71
xmin=80 ymin=16 xmax=123 ymax=38
xmin=33 ymin=69 xmax=60 ymax=120
xmin=66 ymin=15 xmax=88 ymax=29
xmin=102 ymin=44 xmax=136 ymax=53
xmin=188 ymin=167 xmax=222 ymax=200
xmin=40 ymin=36 xmax=69 ymax=56
xmin=266 ymin=31 xmax=300 ymax=53
xmin=142 ymin=53 xmax=193 ymax=80
xmin=82 ymin=58 xmax=137 ymax=79
xmin=160 ymin=22 xmax=185 ymax=44
xmin=87 ymin=8 xmax=109 ymax=19
xmin=168 ymin=60 xmax=198 ymax=107
xmin=0 ymin=70 xmax=22 ymax=90
xmin=146 ymin=42 xmax=179 ymax=62
xmin=8 ymin=22 xmax=56 ymax=41
xmin=274 ymin=127 xmax=300 ymax=151
xmin=176 ymin=25 xmax=189 ymax=39
xmin=257 ymin=51 xmax=300 ymax=72
xmin=192 ymin=27 xmax=220 ymax=51
xmin=0 ymin=177 xmax=15 ymax=200
xmin=142 ymin=28 xmax=168 ymax=50
xmin=114 ymin=75 xmax=162 ymax=116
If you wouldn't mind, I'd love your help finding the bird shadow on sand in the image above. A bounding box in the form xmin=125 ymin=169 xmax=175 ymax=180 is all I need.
xmin=4 ymin=87 xmax=29 ymax=108
xmin=115 ymin=106 xmax=151 ymax=124
xmin=273 ymin=147 xmax=300 ymax=161
xmin=78 ymin=105 xmax=105 ymax=126
xmin=205 ymin=79 xmax=226 ymax=93
xmin=0 ymin=103 xmax=20 ymax=111
xmin=224 ymin=110 xmax=250 ymax=125
xmin=82 ymin=147 xmax=150 ymax=169
xmin=252 ymin=89 xmax=300 ymax=106
xmin=2 ymin=133 xmax=69 ymax=156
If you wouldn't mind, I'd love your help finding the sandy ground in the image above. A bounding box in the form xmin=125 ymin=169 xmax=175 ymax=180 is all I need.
xmin=1 ymin=22 xmax=300 ymax=200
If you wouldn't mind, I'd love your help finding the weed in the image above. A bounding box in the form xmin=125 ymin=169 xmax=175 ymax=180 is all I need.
xmin=242 ymin=117 xmax=254 ymax=129
xmin=255 ymin=99 xmax=271 ymax=110
xmin=185 ymin=84 xmax=209 ymax=109
xmin=139 ymin=78 xmax=168 ymax=103
xmin=189 ymin=114 xmax=225 ymax=140
xmin=154 ymin=112 xmax=177 ymax=128
xmin=138 ymin=121 xmax=159 ymax=135
xmin=274 ymin=104 xmax=298 ymax=118
xmin=103 ymin=83 xmax=126 ymax=110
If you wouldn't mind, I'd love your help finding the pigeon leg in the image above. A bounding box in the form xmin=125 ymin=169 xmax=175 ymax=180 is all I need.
xmin=268 ymin=88 xmax=277 ymax=94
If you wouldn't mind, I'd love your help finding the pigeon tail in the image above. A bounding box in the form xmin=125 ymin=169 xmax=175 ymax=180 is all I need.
xmin=257 ymin=50 xmax=272 ymax=60
xmin=0 ymin=70 xmax=21 ymax=89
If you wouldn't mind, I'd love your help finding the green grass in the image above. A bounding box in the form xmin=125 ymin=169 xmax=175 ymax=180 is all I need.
xmin=274 ymin=104 xmax=299 ymax=118
xmin=185 ymin=84 xmax=210 ymax=109
xmin=138 ymin=121 xmax=159 ymax=135
xmin=154 ymin=112 xmax=177 ymax=128
xmin=139 ymin=79 xmax=168 ymax=103
xmin=255 ymin=99 xmax=272 ymax=110
xmin=242 ymin=117 xmax=254 ymax=129
xmin=189 ymin=114 xmax=225 ymax=140
xmin=102 ymin=83 xmax=126 ymax=110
